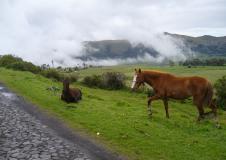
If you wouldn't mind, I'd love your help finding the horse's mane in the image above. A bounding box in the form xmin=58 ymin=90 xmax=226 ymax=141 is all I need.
xmin=144 ymin=70 xmax=166 ymax=73
xmin=142 ymin=70 xmax=173 ymax=77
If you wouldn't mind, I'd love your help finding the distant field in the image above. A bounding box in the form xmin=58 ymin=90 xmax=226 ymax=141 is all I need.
xmin=0 ymin=66 xmax=226 ymax=160
xmin=79 ymin=65 xmax=226 ymax=83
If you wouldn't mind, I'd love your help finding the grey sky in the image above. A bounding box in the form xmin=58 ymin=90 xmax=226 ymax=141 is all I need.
xmin=0 ymin=0 xmax=226 ymax=65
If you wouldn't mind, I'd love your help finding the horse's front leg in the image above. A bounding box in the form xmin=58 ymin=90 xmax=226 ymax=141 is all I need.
xmin=163 ymin=99 xmax=169 ymax=118
xmin=147 ymin=95 xmax=161 ymax=117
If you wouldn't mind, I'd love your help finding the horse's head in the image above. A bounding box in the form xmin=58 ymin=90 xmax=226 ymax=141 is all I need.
xmin=63 ymin=78 xmax=70 ymax=90
xmin=131 ymin=68 xmax=144 ymax=91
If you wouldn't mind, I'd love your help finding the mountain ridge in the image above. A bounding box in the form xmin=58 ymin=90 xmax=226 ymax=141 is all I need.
xmin=164 ymin=32 xmax=226 ymax=56
xmin=73 ymin=33 xmax=226 ymax=61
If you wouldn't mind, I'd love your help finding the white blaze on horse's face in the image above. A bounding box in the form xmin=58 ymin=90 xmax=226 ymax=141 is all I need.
xmin=131 ymin=74 xmax=137 ymax=89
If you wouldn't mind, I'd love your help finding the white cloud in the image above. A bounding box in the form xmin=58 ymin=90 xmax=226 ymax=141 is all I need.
xmin=0 ymin=0 xmax=225 ymax=66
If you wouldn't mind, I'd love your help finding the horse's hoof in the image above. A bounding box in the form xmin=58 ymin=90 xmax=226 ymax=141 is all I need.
xmin=215 ymin=123 xmax=222 ymax=129
xmin=197 ymin=116 xmax=204 ymax=122
xmin=148 ymin=111 xmax=152 ymax=115
xmin=148 ymin=115 xmax=152 ymax=119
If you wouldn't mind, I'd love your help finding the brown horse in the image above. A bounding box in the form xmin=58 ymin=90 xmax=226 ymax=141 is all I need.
xmin=131 ymin=68 xmax=217 ymax=120
xmin=61 ymin=79 xmax=82 ymax=103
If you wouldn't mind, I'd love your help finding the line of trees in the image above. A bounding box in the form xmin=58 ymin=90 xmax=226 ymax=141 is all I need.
xmin=180 ymin=58 xmax=226 ymax=66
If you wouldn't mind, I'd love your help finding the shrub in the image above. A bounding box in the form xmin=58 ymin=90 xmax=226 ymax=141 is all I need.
xmin=61 ymin=72 xmax=79 ymax=83
xmin=214 ymin=75 xmax=226 ymax=110
xmin=0 ymin=54 xmax=41 ymax=74
xmin=101 ymin=72 xmax=126 ymax=89
xmin=6 ymin=61 xmax=41 ymax=74
xmin=41 ymin=69 xmax=62 ymax=81
xmin=82 ymin=75 xmax=102 ymax=88
xmin=0 ymin=55 xmax=23 ymax=67
xmin=82 ymin=72 xmax=126 ymax=90
xmin=145 ymin=88 xmax=155 ymax=97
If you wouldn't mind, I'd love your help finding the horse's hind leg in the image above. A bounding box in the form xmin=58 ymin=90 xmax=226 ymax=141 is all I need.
xmin=209 ymin=101 xmax=217 ymax=117
xmin=209 ymin=101 xmax=220 ymax=127
xmin=194 ymin=96 xmax=205 ymax=121
xmin=196 ymin=102 xmax=205 ymax=121
xmin=197 ymin=106 xmax=205 ymax=121
xmin=163 ymin=99 xmax=169 ymax=118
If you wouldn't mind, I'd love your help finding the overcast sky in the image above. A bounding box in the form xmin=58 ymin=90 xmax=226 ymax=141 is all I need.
xmin=0 ymin=0 xmax=226 ymax=66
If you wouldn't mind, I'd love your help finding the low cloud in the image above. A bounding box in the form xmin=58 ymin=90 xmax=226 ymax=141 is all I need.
xmin=0 ymin=0 xmax=225 ymax=66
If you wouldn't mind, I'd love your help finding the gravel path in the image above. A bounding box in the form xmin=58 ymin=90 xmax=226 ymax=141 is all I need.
xmin=0 ymin=84 xmax=122 ymax=160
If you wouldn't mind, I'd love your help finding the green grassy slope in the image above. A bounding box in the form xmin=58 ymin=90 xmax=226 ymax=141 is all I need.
xmin=0 ymin=66 xmax=226 ymax=160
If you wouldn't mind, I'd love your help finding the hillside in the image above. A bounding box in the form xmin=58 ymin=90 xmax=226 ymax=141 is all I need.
xmin=74 ymin=33 xmax=226 ymax=61
xmin=164 ymin=32 xmax=226 ymax=56
xmin=76 ymin=40 xmax=158 ymax=60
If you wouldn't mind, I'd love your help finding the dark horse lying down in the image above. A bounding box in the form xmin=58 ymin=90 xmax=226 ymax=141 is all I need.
xmin=61 ymin=79 xmax=82 ymax=103
xmin=131 ymin=68 xmax=217 ymax=120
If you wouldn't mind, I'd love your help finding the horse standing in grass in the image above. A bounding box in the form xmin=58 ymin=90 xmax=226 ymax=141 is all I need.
xmin=131 ymin=68 xmax=217 ymax=120
xmin=61 ymin=79 xmax=82 ymax=103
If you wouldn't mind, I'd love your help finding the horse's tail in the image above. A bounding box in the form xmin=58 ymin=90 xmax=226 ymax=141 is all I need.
xmin=203 ymin=82 xmax=213 ymax=107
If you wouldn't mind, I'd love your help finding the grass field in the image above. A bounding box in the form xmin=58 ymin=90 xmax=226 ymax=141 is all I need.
xmin=0 ymin=65 xmax=226 ymax=160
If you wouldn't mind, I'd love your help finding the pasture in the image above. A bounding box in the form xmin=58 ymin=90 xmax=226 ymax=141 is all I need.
xmin=0 ymin=65 xmax=226 ymax=160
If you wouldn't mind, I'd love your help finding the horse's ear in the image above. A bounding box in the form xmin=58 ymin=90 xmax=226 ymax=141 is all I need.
xmin=134 ymin=68 xmax=137 ymax=72
xmin=63 ymin=78 xmax=70 ymax=84
xmin=138 ymin=68 xmax=141 ymax=73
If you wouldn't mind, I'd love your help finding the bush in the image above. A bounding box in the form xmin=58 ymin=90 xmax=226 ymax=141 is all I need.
xmin=82 ymin=75 xmax=102 ymax=88
xmin=0 ymin=55 xmax=23 ymax=67
xmin=82 ymin=72 xmax=126 ymax=90
xmin=214 ymin=75 xmax=226 ymax=110
xmin=6 ymin=61 xmax=41 ymax=74
xmin=61 ymin=72 xmax=79 ymax=83
xmin=145 ymin=88 xmax=155 ymax=97
xmin=41 ymin=69 xmax=62 ymax=81
xmin=102 ymin=72 xmax=126 ymax=89
xmin=0 ymin=55 xmax=41 ymax=74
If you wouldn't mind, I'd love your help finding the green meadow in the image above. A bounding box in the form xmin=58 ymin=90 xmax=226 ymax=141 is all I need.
xmin=0 ymin=65 xmax=226 ymax=160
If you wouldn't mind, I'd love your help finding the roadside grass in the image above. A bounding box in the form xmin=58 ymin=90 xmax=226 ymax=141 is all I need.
xmin=0 ymin=66 xmax=226 ymax=160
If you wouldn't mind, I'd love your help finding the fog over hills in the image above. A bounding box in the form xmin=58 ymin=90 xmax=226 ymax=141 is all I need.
xmin=78 ymin=40 xmax=158 ymax=60
xmin=69 ymin=33 xmax=226 ymax=66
